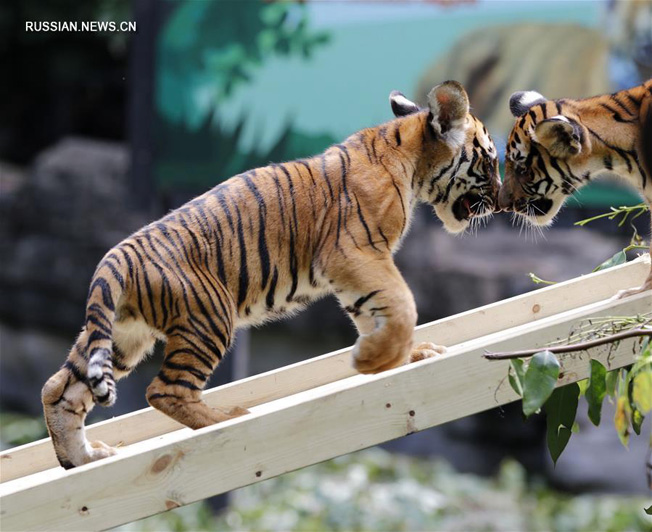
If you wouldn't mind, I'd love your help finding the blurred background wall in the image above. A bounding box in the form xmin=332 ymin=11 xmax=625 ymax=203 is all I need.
xmin=1 ymin=0 xmax=651 ymax=495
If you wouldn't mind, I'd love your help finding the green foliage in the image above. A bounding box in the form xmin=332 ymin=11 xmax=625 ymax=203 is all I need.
xmin=521 ymin=351 xmax=560 ymax=417
xmin=518 ymin=204 xmax=652 ymax=470
xmin=544 ymin=383 xmax=580 ymax=466
xmin=576 ymin=203 xmax=649 ymax=273
xmin=158 ymin=0 xmax=330 ymax=127
xmin=614 ymin=368 xmax=632 ymax=447
xmin=593 ymin=249 xmax=627 ymax=272
xmin=528 ymin=272 xmax=557 ymax=286
xmin=154 ymin=0 xmax=334 ymax=190
xmin=0 ymin=412 xmax=47 ymax=449
xmin=115 ymin=449 xmax=652 ymax=532
xmin=585 ymin=359 xmax=607 ymax=425
xmin=606 ymin=367 xmax=619 ymax=396
xmin=508 ymin=358 xmax=525 ymax=396
xmin=506 ymin=339 xmax=651 ymax=465
xmin=575 ymin=203 xmax=649 ymax=228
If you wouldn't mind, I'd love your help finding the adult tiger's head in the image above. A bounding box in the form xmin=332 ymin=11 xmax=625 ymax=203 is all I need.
xmin=390 ymin=81 xmax=501 ymax=233
xmin=498 ymin=90 xmax=593 ymax=225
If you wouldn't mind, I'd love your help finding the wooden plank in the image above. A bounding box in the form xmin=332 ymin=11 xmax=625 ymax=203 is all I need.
xmin=1 ymin=291 xmax=649 ymax=531
xmin=0 ymin=254 xmax=648 ymax=483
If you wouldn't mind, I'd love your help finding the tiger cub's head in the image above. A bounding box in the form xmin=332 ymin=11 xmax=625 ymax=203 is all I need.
xmin=499 ymin=90 xmax=592 ymax=226
xmin=390 ymin=81 xmax=501 ymax=234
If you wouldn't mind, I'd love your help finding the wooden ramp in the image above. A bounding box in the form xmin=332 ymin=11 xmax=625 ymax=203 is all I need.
xmin=0 ymin=255 xmax=650 ymax=531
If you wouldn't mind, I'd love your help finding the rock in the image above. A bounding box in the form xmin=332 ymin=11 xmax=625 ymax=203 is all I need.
xmin=0 ymin=138 xmax=147 ymax=332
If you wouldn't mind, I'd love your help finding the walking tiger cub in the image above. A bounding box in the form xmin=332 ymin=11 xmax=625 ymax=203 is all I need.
xmin=42 ymin=81 xmax=500 ymax=468
xmin=498 ymin=78 xmax=652 ymax=298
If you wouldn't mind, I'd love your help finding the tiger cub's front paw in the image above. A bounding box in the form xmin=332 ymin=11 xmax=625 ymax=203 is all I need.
xmin=408 ymin=342 xmax=446 ymax=363
xmin=352 ymin=335 xmax=408 ymax=374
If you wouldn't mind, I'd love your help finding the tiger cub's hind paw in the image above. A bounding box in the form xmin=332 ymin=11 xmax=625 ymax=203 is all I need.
xmin=224 ymin=406 xmax=250 ymax=418
xmin=613 ymin=281 xmax=652 ymax=300
xmin=408 ymin=342 xmax=447 ymax=363
xmin=81 ymin=440 xmax=118 ymax=465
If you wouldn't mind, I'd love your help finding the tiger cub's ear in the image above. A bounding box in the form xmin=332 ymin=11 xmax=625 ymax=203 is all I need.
xmin=427 ymin=80 xmax=469 ymax=148
xmin=509 ymin=90 xmax=547 ymax=117
xmin=389 ymin=91 xmax=420 ymax=117
xmin=534 ymin=116 xmax=585 ymax=159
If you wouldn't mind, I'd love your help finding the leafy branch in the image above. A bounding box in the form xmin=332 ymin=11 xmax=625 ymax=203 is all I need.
xmin=574 ymin=203 xmax=648 ymax=228
xmin=489 ymin=337 xmax=651 ymax=466
xmin=505 ymin=202 xmax=651 ymax=492
xmin=484 ymin=327 xmax=652 ymax=360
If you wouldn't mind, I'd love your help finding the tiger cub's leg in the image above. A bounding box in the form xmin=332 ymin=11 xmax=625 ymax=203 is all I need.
xmin=342 ymin=303 xmax=445 ymax=365
xmin=146 ymin=318 xmax=249 ymax=429
xmin=616 ymin=214 xmax=652 ymax=299
xmin=42 ymin=330 xmax=116 ymax=469
xmin=333 ymin=257 xmax=419 ymax=374
xmin=43 ymin=320 xmax=157 ymax=468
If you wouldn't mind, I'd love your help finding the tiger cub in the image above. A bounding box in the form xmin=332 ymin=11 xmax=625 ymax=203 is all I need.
xmin=42 ymin=81 xmax=500 ymax=468
xmin=499 ymin=79 xmax=652 ymax=297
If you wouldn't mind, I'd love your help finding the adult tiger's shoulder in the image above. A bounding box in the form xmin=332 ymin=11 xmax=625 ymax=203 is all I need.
xmin=42 ymin=81 xmax=500 ymax=469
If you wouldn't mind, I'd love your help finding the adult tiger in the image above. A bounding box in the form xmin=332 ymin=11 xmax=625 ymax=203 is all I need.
xmin=498 ymin=78 xmax=652 ymax=297
xmin=42 ymin=81 xmax=500 ymax=469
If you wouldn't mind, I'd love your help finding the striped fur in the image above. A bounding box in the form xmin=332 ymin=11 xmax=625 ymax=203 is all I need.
xmin=498 ymin=78 xmax=652 ymax=297
xmin=42 ymin=82 xmax=500 ymax=468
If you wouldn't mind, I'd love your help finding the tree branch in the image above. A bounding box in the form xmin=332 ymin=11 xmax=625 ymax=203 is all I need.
xmin=484 ymin=328 xmax=652 ymax=360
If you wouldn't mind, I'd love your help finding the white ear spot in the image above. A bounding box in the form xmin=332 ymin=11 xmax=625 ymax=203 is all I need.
xmin=389 ymin=90 xmax=420 ymax=117
xmin=509 ymin=90 xmax=547 ymax=117
xmin=519 ymin=91 xmax=546 ymax=107
xmin=391 ymin=93 xmax=415 ymax=108
xmin=549 ymin=115 xmax=570 ymax=123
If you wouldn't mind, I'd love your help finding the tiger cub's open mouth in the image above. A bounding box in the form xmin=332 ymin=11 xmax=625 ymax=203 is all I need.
xmin=452 ymin=191 xmax=490 ymax=221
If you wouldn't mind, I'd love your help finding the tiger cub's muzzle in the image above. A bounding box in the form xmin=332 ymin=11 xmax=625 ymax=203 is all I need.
xmin=452 ymin=188 xmax=496 ymax=222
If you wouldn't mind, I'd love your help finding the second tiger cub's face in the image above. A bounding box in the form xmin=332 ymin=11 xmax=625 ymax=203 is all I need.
xmin=499 ymin=90 xmax=593 ymax=226
xmin=391 ymin=82 xmax=501 ymax=234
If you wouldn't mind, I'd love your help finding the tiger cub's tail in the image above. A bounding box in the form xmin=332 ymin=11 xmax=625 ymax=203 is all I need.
xmin=88 ymin=347 xmax=116 ymax=406
xmin=85 ymin=256 xmax=125 ymax=407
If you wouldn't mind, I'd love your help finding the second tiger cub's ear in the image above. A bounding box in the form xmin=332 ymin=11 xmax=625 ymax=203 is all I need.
xmin=534 ymin=116 xmax=586 ymax=159
xmin=427 ymin=80 xmax=469 ymax=147
xmin=389 ymin=91 xmax=420 ymax=117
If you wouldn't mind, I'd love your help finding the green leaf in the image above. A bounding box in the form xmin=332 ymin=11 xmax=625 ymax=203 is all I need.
xmin=522 ymin=351 xmax=560 ymax=417
xmin=544 ymin=383 xmax=580 ymax=466
xmin=632 ymin=368 xmax=652 ymax=413
xmin=577 ymin=378 xmax=589 ymax=397
xmin=614 ymin=369 xmax=631 ymax=448
xmin=528 ymin=272 xmax=557 ymax=286
xmin=605 ymin=369 xmax=619 ymax=397
xmin=631 ymin=407 xmax=644 ymax=435
xmin=586 ymin=359 xmax=607 ymax=426
xmin=509 ymin=359 xmax=526 ymax=397
xmin=593 ymin=250 xmax=626 ymax=272
xmin=646 ymin=504 xmax=652 ymax=515
xmin=614 ymin=396 xmax=631 ymax=448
